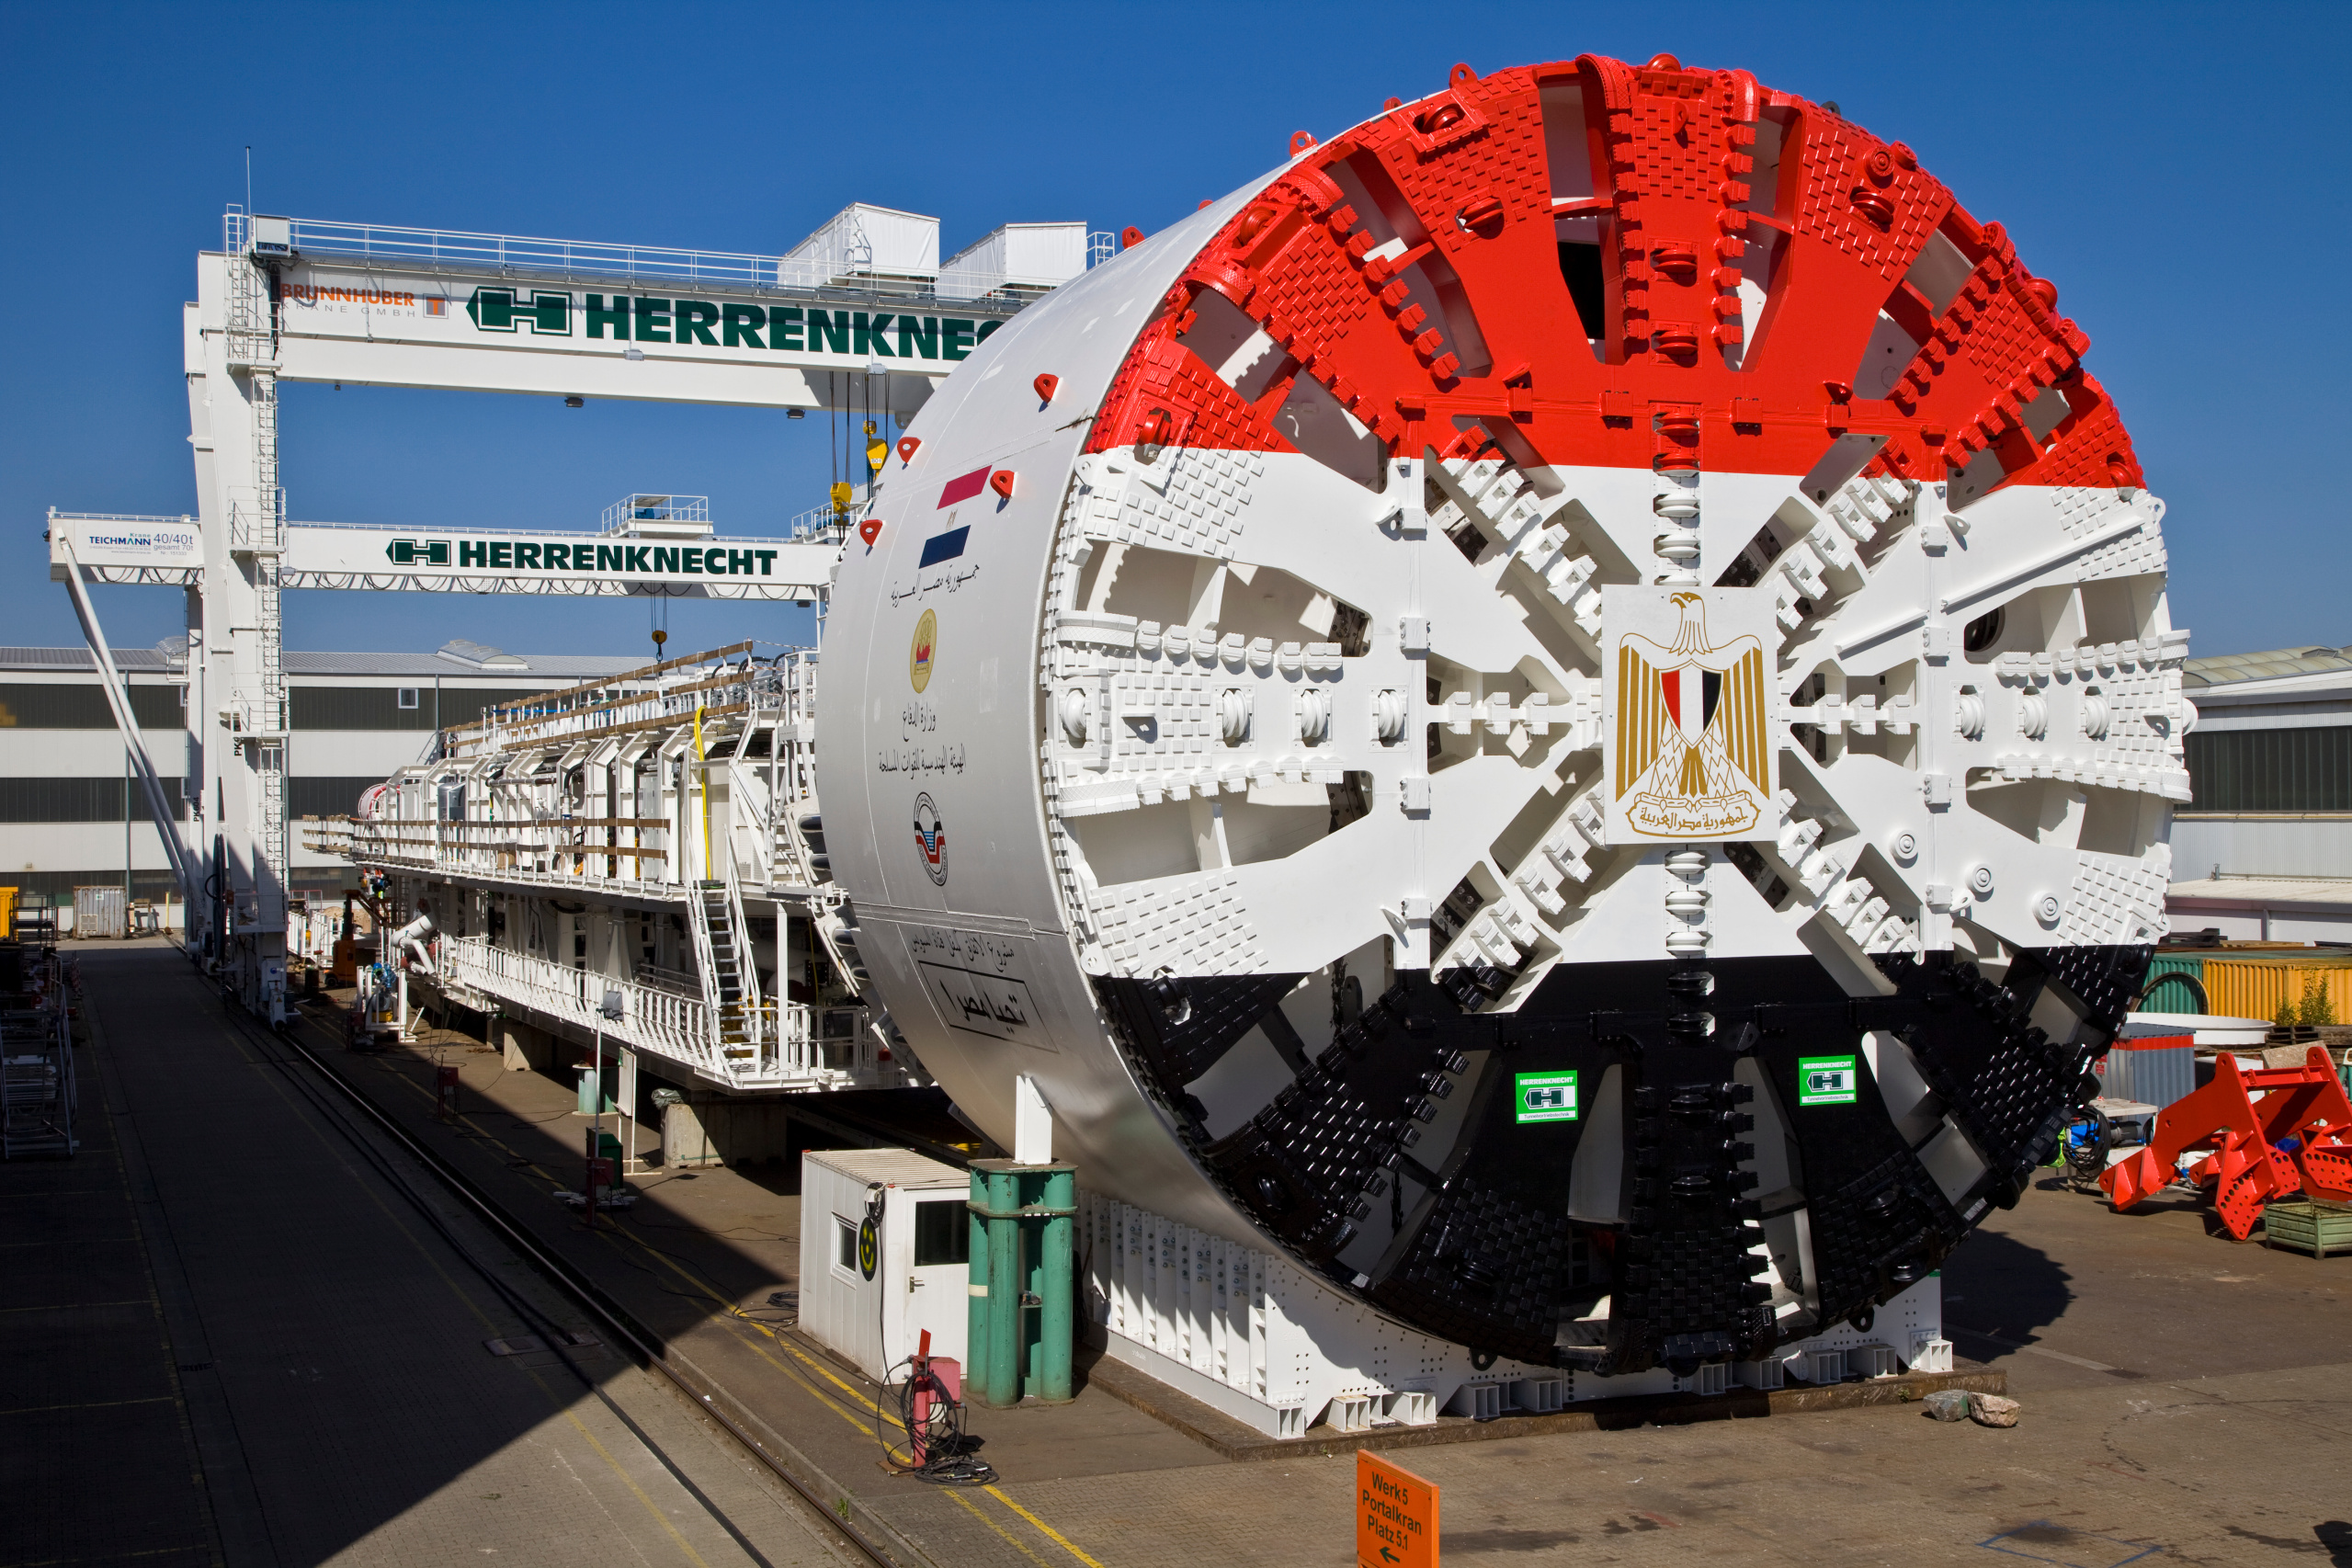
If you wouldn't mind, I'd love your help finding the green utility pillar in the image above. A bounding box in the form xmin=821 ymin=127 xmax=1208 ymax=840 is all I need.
xmin=964 ymin=1159 xmax=1076 ymax=1407
xmin=574 ymin=1063 xmax=615 ymax=1115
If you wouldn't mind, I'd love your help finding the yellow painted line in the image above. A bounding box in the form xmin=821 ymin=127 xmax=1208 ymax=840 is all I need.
xmin=946 ymin=1488 xmax=1052 ymax=1567
xmin=595 ymin=1220 xmax=883 ymax=1438
xmin=984 ymin=1486 xmax=1108 ymax=1568
xmin=409 ymin=1081 xmax=1105 ymax=1568
xmin=335 ymin=1041 xmax=880 ymax=1435
xmin=0 ymin=1394 xmax=175 ymax=1416
xmin=0 ymin=1298 xmax=150 ymax=1314
xmin=598 ymin=1216 xmax=1101 ymax=1566
xmin=224 ymin=1026 xmax=506 ymax=1337
xmin=556 ymin=1403 xmax=718 ymax=1568
xmin=248 ymin=1021 xmax=724 ymax=1566
xmin=359 ymin=1047 xmax=881 ymax=1439
xmin=296 ymin=1011 xmax=1104 ymax=1568
xmin=612 ymin=1226 xmax=872 ymax=1399
xmin=2 ymin=1544 xmax=210 ymax=1565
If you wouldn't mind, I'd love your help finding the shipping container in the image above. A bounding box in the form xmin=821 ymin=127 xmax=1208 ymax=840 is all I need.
xmin=71 ymin=885 xmax=126 ymax=940
xmin=2139 ymin=953 xmax=2208 ymax=1013
xmin=938 ymin=222 xmax=1089 ymax=299
xmin=782 ymin=204 xmax=941 ymax=288
xmin=2097 ymin=1034 xmax=2195 ymax=1108
xmin=2202 ymin=953 xmax=2352 ymax=1026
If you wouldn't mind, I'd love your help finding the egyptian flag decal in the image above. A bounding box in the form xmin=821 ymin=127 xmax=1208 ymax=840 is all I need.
xmin=936 ymin=466 xmax=990 ymax=507
xmin=921 ymin=467 xmax=990 ymax=564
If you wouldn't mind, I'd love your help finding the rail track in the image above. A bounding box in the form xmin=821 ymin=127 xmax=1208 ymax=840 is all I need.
xmin=207 ymin=966 xmax=913 ymax=1568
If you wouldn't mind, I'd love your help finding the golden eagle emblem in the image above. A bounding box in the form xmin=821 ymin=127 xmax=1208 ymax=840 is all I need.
xmin=1614 ymin=592 xmax=1770 ymax=837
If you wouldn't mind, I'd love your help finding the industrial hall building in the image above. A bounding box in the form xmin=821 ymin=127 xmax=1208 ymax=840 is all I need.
xmin=0 ymin=640 xmax=637 ymax=917
xmin=2168 ymin=643 xmax=2352 ymax=942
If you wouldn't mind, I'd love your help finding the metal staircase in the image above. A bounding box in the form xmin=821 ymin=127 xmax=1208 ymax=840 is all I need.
xmin=771 ymin=806 xmax=821 ymax=888
xmin=689 ymin=867 xmax=763 ymax=1073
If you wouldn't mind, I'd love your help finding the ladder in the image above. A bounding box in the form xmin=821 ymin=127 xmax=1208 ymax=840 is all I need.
xmin=690 ymin=872 xmax=764 ymax=1075
xmin=244 ymin=383 xmax=290 ymax=942
xmin=224 ymin=229 xmax=291 ymax=942
xmin=222 ymin=213 xmax=275 ymax=369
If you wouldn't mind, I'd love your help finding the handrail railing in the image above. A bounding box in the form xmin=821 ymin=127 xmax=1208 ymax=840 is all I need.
xmin=437 ymin=936 xmax=841 ymax=1088
xmin=312 ymin=654 xmax=828 ymax=897
xmin=788 ymin=498 xmax=865 ymax=540
xmin=225 ymin=209 xmax=1051 ymax=310
xmin=441 ymin=935 xmax=720 ymax=1076
xmin=339 ymin=816 xmax=671 ymax=882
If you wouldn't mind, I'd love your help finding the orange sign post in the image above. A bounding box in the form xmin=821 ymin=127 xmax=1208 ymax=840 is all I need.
xmin=1357 ymin=1449 xmax=1439 ymax=1568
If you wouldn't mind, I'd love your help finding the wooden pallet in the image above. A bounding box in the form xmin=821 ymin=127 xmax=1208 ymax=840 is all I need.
xmin=2263 ymin=1199 xmax=2352 ymax=1257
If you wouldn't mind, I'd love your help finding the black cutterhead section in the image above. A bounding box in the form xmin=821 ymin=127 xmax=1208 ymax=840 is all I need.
xmin=1096 ymin=972 xmax=1306 ymax=1095
xmin=1200 ymin=979 xmax=1448 ymax=1263
xmin=1091 ymin=945 xmax=2148 ymax=1371
xmin=2028 ymin=942 xmax=2151 ymax=1036
xmin=1873 ymin=945 xmax=2149 ymax=1207
xmin=1367 ymin=1172 xmax=1582 ymax=1365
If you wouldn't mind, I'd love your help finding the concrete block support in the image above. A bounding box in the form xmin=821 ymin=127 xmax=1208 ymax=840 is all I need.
xmin=496 ymin=1017 xmax=556 ymax=1076
xmin=660 ymin=1095 xmax=798 ymax=1169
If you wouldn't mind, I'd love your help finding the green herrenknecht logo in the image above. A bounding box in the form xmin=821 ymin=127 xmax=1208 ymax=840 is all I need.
xmin=381 ymin=536 xmax=786 ymax=579
xmin=465 ymin=286 xmax=1002 ymax=361
xmin=1515 ymin=1070 xmax=1578 ymax=1124
xmin=1798 ymin=1055 xmax=1859 ymax=1107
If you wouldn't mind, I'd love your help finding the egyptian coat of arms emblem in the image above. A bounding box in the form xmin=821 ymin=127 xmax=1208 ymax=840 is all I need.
xmin=1605 ymin=589 xmax=1777 ymax=841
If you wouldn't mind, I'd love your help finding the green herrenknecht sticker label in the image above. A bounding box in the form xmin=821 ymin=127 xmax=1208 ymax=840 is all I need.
xmin=1515 ymin=1070 xmax=1578 ymax=1123
xmin=1799 ymin=1055 xmax=1860 ymax=1107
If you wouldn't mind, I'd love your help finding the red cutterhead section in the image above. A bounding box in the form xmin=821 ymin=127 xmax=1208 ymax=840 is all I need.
xmin=1085 ymin=56 xmax=2139 ymax=497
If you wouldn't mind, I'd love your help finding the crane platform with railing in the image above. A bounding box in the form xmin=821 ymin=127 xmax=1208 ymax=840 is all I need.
xmin=303 ymin=638 xmax=892 ymax=1095
xmin=50 ymin=197 xmax=1112 ymax=1040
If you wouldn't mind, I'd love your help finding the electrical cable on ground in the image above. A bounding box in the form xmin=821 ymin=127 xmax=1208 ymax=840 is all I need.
xmin=873 ymin=1356 xmax=995 ymax=1487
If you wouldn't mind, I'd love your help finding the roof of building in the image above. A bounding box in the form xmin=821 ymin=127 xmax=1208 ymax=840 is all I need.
xmin=2166 ymin=875 xmax=2352 ymax=909
xmin=0 ymin=643 xmax=645 ymax=679
xmin=2183 ymin=645 xmax=2352 ymax=689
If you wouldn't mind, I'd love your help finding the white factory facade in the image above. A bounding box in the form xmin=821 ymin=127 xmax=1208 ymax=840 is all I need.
xmin=0 ymin=641 xmax=639 ymax=917
xmin=2168 ymin=644 xmax=2352 ymax=941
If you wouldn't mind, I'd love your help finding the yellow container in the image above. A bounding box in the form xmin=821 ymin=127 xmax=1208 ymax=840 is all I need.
xmin=2203 ymin=955 xmax=2352 ymax=1026
xmin=0 ymin=887 xmax=17 ymax=937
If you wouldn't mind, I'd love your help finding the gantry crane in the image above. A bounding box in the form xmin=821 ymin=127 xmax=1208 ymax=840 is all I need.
xmin=51 ymin=204 xmax=1100 ymax=1021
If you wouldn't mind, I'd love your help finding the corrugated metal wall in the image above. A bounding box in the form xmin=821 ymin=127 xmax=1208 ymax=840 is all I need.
xmin=2187 ymin=725 xmax=2352 ymax=812
xmin=0 ymin=778 xmax=189 ymax=822
xmin=2203 ymin=954 xmax=2352 ymax=1023
xmin=2139 ymin=953 xmax=2208 ymax=1013
xmin=0 ymin=683 xmax=183 ymax=728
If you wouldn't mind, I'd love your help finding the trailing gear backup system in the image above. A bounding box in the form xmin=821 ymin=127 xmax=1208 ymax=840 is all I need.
xmin=816 ymin=53 xmax=2186 ymax=1428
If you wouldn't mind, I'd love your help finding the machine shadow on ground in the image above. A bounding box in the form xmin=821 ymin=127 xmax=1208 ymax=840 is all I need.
xmin=44 ymin=944 xmax=886 ymax=1566
xmin=1937 ymin=1218 xmax=2074 ymax=1344
xmin=45 ymin=942 xmax=2118 ymax=1568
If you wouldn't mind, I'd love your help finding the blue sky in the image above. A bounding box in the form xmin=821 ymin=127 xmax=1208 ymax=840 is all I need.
xmin=2 ymin=1 xmax=2343 ymax=660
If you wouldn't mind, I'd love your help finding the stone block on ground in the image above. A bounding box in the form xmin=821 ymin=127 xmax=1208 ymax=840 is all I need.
xmin=1968 ymin=1392 xmax=2021 ymax=1427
